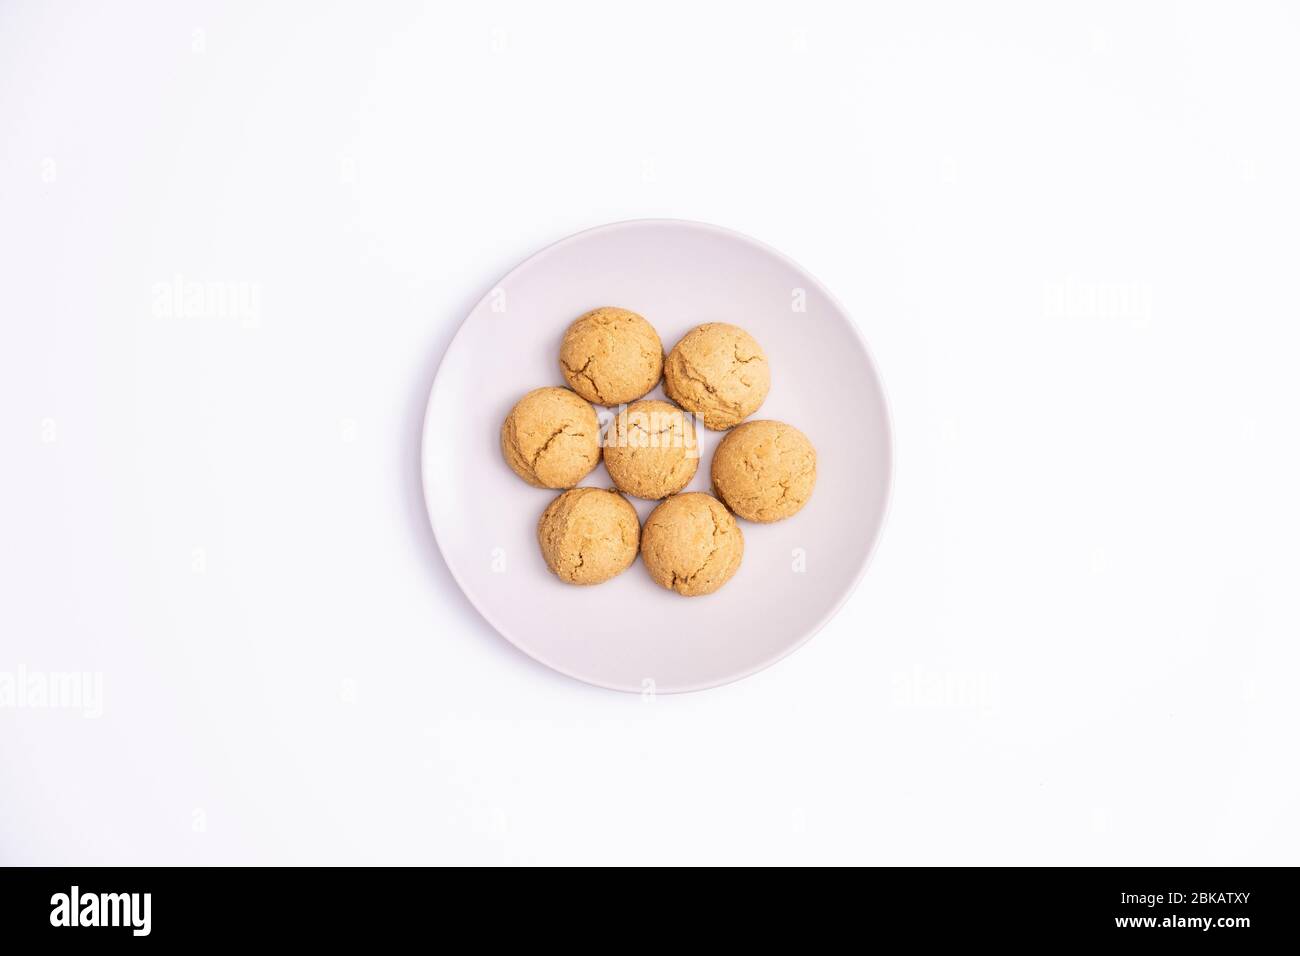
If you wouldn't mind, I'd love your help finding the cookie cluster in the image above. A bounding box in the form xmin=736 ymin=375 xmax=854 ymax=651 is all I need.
xmin=500 ymin=306 xmax=816 ymax=596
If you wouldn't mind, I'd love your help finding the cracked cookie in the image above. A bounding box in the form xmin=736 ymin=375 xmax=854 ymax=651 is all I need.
xmin=537 ymin=487 xmax=640 ymax=585
xmin=663 ymin=322 xmax=770 ymax=430
xmin=559 ymin=306 xmax=664 ymax=406
xmin=501 ymin=386 xmax=600 ymax=489
xmin=603 ymin=399 xmax=699 ymax=500
xmin=711 ymin=420 xmax=817 ymax=522
xmin=641 ymin=492 xmax=744 ymax=596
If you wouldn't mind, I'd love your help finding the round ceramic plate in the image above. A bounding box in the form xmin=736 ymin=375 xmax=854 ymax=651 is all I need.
xmin=422 ymin=220 xmax=892 ymax=693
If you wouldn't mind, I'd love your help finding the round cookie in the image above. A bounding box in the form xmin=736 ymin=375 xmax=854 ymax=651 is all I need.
xmin=711 ymin=420 xmax=817 ymax=522
xmin=500 ymin=386 xmax=600 ymax=489
xmin=663 ymin=323 xmax=770 ymax=430
xmin=640 ymin=493 xmax=744 ymax=597
xmin=537 ymin=487 xmax=640 ymax=586
xmin=603 ymin=400 xmax=699 ymax=500
xmin=559 ymin=307 xmax=663 ymax=406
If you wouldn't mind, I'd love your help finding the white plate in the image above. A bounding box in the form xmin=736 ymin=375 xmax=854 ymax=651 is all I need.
xmin=422 ymin=220 xmax=892 ymax=693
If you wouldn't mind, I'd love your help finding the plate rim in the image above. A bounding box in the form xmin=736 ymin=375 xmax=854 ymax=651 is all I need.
xmin=421 ymin=218 xmax=895 ymax=694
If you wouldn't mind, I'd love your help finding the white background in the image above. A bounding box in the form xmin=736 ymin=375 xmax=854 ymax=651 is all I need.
xmin=3 ymin=1 xmax=1298 ymax=865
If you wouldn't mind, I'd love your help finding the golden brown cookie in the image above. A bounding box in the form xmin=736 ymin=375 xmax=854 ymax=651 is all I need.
xmin=603 ymin=399 xmax=699 ymax=500
xmin=559 ymin=307 xmax=663 ymax=406
xmin=500 ymin=386 xmax=600 ymax=489
xmin=663 ymin=322 xmax=770 ymax=430
xmin=537 ymin=487 xmax=640 ymax=585
xmin=711 ymin=420 xmax=817 ymax=522
xmin=640 ymin=493 xmax=743 ymax=596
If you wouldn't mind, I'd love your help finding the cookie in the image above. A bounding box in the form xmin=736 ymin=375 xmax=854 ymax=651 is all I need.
xmin=663 ymin=322 xmax=770 ymax=430
xmin=640 ymin=493 xmax=744 ymax=596
xmin=537 ymin=487 xmax=640 ymax=585
xmin=500 ymin=386 xmax=600 ymax=489
xmin=559 ymin=307 xmax=663 ymax=406
xmin=603 ymin=399 xmax=699 ymax=500
xmin=711 ymin=420 xmax=817 ymax=522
